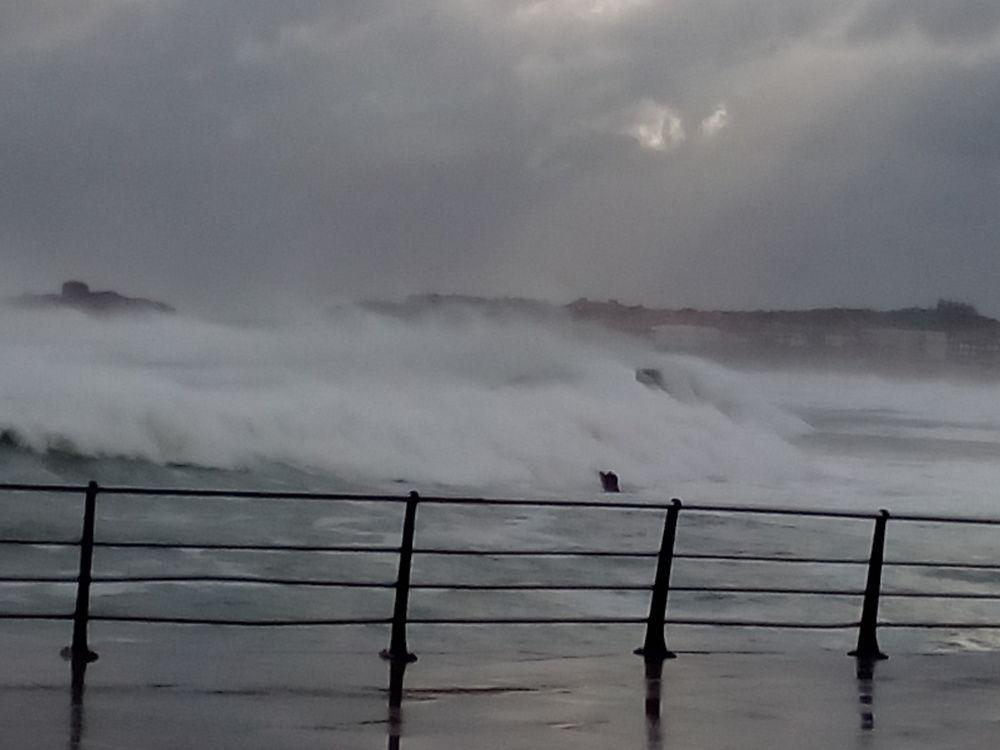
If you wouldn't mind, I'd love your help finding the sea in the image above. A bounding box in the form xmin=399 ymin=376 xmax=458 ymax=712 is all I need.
xmin=4 ymin=302 xmax=1000 ymax=664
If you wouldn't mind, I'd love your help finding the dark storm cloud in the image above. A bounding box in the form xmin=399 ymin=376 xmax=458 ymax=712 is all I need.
xmin=2 ymin=1 xmax=999 ymax=314
xmin=848 ymin=0 xmax=1000 ymax=43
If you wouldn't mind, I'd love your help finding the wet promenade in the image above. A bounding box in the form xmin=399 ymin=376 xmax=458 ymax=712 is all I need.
xmin=3 ymin=622 xmax=999 ymax=749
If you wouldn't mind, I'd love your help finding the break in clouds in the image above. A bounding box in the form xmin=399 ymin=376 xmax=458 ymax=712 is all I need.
xmin=2 ymin=0 xmax=1000 ymax=315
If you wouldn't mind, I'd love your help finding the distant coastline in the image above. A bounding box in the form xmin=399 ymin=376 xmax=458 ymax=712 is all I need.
xmin=9 ymin=284 xmax=1000 ymax=368
xmin=369 ymin=293 xmax=1000 ymax=370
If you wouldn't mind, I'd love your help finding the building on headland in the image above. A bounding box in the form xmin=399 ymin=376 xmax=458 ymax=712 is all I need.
xmin=10 ymin=281 xmax=175 ymax=316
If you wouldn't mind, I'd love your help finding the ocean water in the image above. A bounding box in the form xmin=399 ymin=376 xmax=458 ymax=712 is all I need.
xmin=4 ymin=304 xmax=1000 ymax=658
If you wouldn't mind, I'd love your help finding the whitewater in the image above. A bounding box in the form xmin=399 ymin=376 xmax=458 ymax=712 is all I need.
xmin=0 ymin=304 xmax=811 ymax=495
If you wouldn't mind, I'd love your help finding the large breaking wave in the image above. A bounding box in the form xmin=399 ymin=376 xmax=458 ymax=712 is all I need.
xmin=0 ymin=304 xmax=808 ymax=493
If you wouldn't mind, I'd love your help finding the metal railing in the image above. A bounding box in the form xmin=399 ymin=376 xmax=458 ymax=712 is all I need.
xmin=4 ymin=481 xmax=1000 ymax=668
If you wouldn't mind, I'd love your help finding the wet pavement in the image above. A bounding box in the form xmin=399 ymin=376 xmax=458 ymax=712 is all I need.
xmin=4 ymin=622 xmax=1000 ymax=749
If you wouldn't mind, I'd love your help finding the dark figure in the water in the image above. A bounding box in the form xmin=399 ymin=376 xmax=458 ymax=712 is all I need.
xmin=599 ymin=471 xmax=620 ymax=493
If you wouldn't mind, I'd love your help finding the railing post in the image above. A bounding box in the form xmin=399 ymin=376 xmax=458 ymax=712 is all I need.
xmin=635 ymin=498 xmax=681 ymax=661
xmin=381 ymin=491 xmax=419 ymax=663
xmin=850 ymin=509 xmax=889 ymax=661
xmin=65 ymin=481 xmax=99 ymax=664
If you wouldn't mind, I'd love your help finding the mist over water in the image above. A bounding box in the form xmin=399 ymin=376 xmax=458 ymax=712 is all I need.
xmin=5 ymin=303 xmax=1000 ymax=516
xmin=0 ymin=305 xmax=807 ymax=495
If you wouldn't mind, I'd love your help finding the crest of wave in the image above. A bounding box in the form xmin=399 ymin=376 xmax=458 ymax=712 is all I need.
xmin=0 ymin=305 xmax=808 ymax=493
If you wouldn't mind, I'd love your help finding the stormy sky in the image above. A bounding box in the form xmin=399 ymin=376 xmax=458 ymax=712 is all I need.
xmin=3 ymin=1 xmax=999 ymax=315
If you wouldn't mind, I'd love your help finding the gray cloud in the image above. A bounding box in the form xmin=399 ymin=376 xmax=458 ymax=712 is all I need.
xmin=848 ymin=0 xmax=1000 ymax=43
xmin=2 ymin=0 xmax=999 ymax=314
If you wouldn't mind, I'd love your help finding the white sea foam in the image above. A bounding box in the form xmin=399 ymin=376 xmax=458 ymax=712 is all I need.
xmin=0 ymin=305 xmax=808 ymax=493
xmin=747 ymin=370 xmax=1000 ymax=440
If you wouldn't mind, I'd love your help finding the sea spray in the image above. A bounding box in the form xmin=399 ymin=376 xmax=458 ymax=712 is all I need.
xmin=0 ymin=305 xmax=808 ymax=492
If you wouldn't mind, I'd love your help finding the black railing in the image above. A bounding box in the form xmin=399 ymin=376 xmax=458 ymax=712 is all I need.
xmin=5 ymin=482 xmax=1000 ymax=670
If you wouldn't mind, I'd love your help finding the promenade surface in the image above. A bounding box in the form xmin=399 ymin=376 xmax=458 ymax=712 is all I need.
xmin=3 ymin=622 xmax=999 ymax=749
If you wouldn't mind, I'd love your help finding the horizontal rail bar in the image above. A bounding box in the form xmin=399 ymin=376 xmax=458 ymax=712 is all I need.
xmin=89 ymin=616 xmax=393 ymax=626
xmin=407 ymin=617 xmax=860 ymax=628
xmin=410 ymin=583 xmax=651 ymax=591
xmin=0 ymin=576 xmax=392 ymax=588
xmin=88 ymin=576 xmax=394 ymax=587
xmin=0 ymin=541 xmax=972 ymax=570
xmin=0 ymin=540 xmax=872 ymax=564
xmin=110 ymin=616 xmax=1000 ymax=629
xmin=0 ymin=613 xmax=74 ymax=620
xmin=420 ymin=497 xmax=879 ymax=519
xmin=10 ymin=613 xmax=1000 ymax=630
xmin=0 ymin=538 xmax=78 ymax=547
xmin=0 ymin=613 xmax=855 ymax=628
xmin=679 ymin=503 xmax=878 ymax=520
xmin=8 ymin=578 xmax=999 ymax=601
xmin=0 ymin=539 xmax=962 ymax=569
xmin=0 ymin=484 xmax=87 ymax=494
xmin=887 ymin=560 xmax=1000 ymax=571
xmin=414 ymin=550 xmax=867 ymax=564
xmin=407 ymin=617 xmax=648 ymax=624
xmin=413 ymin=547 xmax=657 ymax=557
xmin=413 ymin=584 xmax=1000 ymax=598
xmin=0 ymin=539 xmax=866 ymax=565
xmin=8 ymin=482 xmax=1000 ymax=525
xmin=419 ymin=498 xmax=682 ymax=511
xmin=676 ymin=553 xmax=868 ymax=565
xmin=674 ymin=586 xmax=863 ymax=596
xmin=881 ymin=622 xmax=1000 ymax=629
xmin=0 ymin=484 xmax=674 ymax=513
xmin=891 ymin=513 xmax=1000 ymax=527
xmin=0 ymin=578 xmax=637 ymax=591
xmin=93 ymin=541 xmax=400 ymax=553
xmin=408 ymin=584 xmax=866 ymax=595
